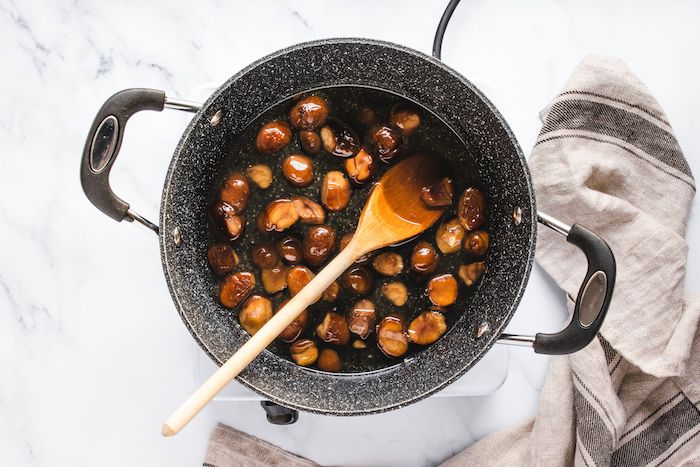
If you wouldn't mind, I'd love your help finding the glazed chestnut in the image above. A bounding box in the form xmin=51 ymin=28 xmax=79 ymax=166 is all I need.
xmin=344 ymin=148 xmax=377 ymax=184
xmin=376 ymin=314 xmax=409 ymax=358
xmin=435 ymin=218 xmax=465 ymax=254
xmin=464 ymin=231 xmax=490 ymax=256
xmin=390 ymin=103 xmax=421 ymax=136
xmin=219 ymin=272 xmax=255 ymax=309
xmin=250 ymin=243 xmax=279 ymax=269
xmin=320 ymin=118 xmax=360 ymax=158
xmin=287 ymin=266 xmax=315 ymax=297
xmin=289 ymin=96 xmax=330 ymax=130
xmin=369 ymin=125 xmax=403 ymax=162
xmin=299 ymin=130 xmax=321 ymax=154
xmin=219 ymin=172 xmax=250 ymax=214
xmin=316 ymin=312 xmax=351 ymax=346
xmin=410 ymin=241 xmax=440 ymax=274
xmin=256 ymin=210 xmax=271 ymax=235
xmin=277 ymin=236 xmax=303 ymax=264
xmin=292 ymin=196 xmax=325 ymax=224
xmin=246 ymin=164 xmax=272 ymax=189
xmin=256 ymin=120 xmax=291 ymax=153
xmin=303 ymin=224 xmax=336 ymax=266
xmin=458 ymin=187 xmax=487 ymax=230
xmin=207 ymin=243 xmax=239 ymax=275
xmin=322 ymin=280 xmax=340 ymax=302
xmin=261 ymin=264 xmax=288 ymax=294
xmin=282 ymin=154 xmax=314 ymax=187
xmin=382 ymin=281 xmax=408 ymax=306
xmin=340 ymin=233 xmax=371 ymax=263
xmin=347 ymin=299 xmax=376 ymax=339
xmin=320 ymin=171 xmax=352 ymax=211
xmin=458 ymin=261 xmax=486 ymax=286
xmin=421 ymin=177 xmax=453 ymax=208
xmin=276 ymin=299 xmax=309 ymax=343
xmin=317 ymin=348 xmax=342 ymax=372
xmin=407 ymin=310 xmax=447 ymax=345
xmin=372 ymin=252 xmax=404 ymax=276
xmin=341 ymin=265 xmax=373 ymax=295
xmin=238 ymin=295 xmax=273 ymax=336
xmin=209 ymin=201 xmax=244 ymax=241
xmin=427 ymin=273 xmax=458 ymax=307
xmin=290 ymin=339 xmax=318 ymax=366
xmin=264 ymin=199 xmax=299 ymax=232
xmin=357 ymin=106 xmax=378 ymax=127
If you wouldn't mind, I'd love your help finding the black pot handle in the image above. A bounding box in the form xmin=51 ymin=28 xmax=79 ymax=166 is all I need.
xmin=500 ymin=212 xmax=616 ymax=355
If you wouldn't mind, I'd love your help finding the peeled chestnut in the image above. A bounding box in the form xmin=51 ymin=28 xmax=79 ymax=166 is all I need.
xmin=303 ymin=224 xmax=336 ymax=266
xmin=209 ymin=200 xmax=238 ymax=238
xmin=464 ymin=231 xmax=490 ymax=256
xmin=264 ymin=199 xmax=299 ymax=232
xmin=382 ymin=281 xmax=408 ymax=306
xmin=287 ymin=266 xmax=315 ymax=296
xmin=256 ymin=210 xmax=271 ymax=235
xmin=246 ymin=164 xmax=273 ymax=189
xmin=299 ymin=130 xmax=321 ymax=154
xmin=344 ymin=148 xmax=377 ymax=184
xmin=292 ymin=196 xmax=325 ymax=224
xmin=316 ymin=312 xmax=351 ymax=346
xmin=458 ymin=187 xmax=487 ymax=230
xmin=320 ymin=118 xmax=360 ymax=158
xmin=317 ymin=348 xmax=342 ymax=372
xmin=238 ymin=295 xmax=273 ymax=335
xmin=250 ymin=243 xmax=279 ymax=269
xmin=372 ymin=252 xmax=403 ymax=276
xmin=376 ymin=314 xmax=408 ymax=358
xmin=256 ymin=121 xmax=291 ymax=153
xmin=322 ymin=280 xmax=340 ymax=302
xmin=421 ymin=177 xmax=453 ymax=208
xmin=427 ymin=273 xmax=458 ymax=307
xmin=410 ymin=241 xmax=440 ymax=274
xmin=219 ymin=272 xmax=255 ymax=309
xmin=459 ymin=261 xmax=486 ymax=286
xmin=321 ymin=171 xmax=352 ymax=211
xmin=347 ymin=299 xmax=376 ymax=339
xmin=289 ymin=96 xmax=330 ymax=130
xmin=342 ymin=266 xmax=373 ymax=295
xmin=261 ymin=264 xmax=288 ymax=294
xmin=408 ymin=310 xmax=447 ymax=345
xmin=219 ymin=172 xmax=250 ymax=214
xmin=277 ymin=236 xmax=303 ymax=264
xmin=282 ymin=154 xmax=314 ymax=187
xmin=352 ymin=339 xmax=367 ymax=349
xmin=207 ymin=243 xmax=239 ymax=275
xmin=390 ymin=103 xmax=421 ymax=136
xmin=276 ymin=299 xmax=309 ymax=343
xmin=369 ymin=125 xmax=402 ymax=162
xmin=290 ymin=339 xmax=318 ymax=366
xmin=435 ymin=218 xmax=465 ymax=254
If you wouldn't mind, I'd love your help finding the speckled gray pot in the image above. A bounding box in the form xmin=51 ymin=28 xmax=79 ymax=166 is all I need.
xmin=159 ymin=38 xmax=536 ymax=415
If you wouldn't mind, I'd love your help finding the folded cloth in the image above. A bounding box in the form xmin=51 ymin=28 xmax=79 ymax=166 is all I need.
xmin=442 ymin=55 xmax=700 ymax=466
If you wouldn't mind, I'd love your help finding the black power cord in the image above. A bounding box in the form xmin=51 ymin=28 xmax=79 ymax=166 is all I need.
xmin=432 ymin=0 xmax=463 ymax=60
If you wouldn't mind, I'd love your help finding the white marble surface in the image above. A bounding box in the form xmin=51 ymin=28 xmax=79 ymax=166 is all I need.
xmin=1 ymin=1 xmax=698 ymax=466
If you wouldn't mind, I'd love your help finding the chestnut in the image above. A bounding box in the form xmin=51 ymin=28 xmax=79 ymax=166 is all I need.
xmin=256 ymin=210 xmax=271 ymax=235
xmin=372 ymin=252 xmax=403 ymax=276
xmin=303 ymin=224 xmax=336 ymax=266
xmin=261 ymin=264 xmax=288 ymax=294
xmin=352 ymin=339 xmax=367 ymax=349
xmin=256 ymin=120 xmax=291 ymax=153
xmin=344 ymin=148 xmax=377 ymax=184
xmin=407 ymin=310 xmax=447 ymax=345
xmin=299 ymin=130 xmax=321 ymax=154
xmin=341 ymin=265 xmax=373 ymax=295
xmin=357 ymin=107 xmax=378 ymax=127
xmin=221 ymin=212 xmax=244 ymax=241
xmin=321 ymin=171 xmax=352 ymax=211
xmin=320 ymin=118 xmax=360 ymax=158
xmin=376 ymin=314 xmax=409 ymax=358
xmin=464 ymin=231 xmax=490 ymax=257
xmin=347 ymin=299 xmax=376 ymax=339
xmin=250 ymin=243 xmax=279 ymax=269
xmin=390 ymin=103 xmax=421 ymax=136
xmin=219 ymin=271 xmax=255 ymax=309
xmin=458 ymin=261 xmax=486 ymax=286
xmin=382 ymin=281 xmax=408 ymax=306
xmin=238 ymin=295 xmax=273 ymax=336
xmin=322 ymin=280 xmax=340 ymax=302
xmin=369 ymin=125 xmax=402 ymax=162
xmin=316 ymin=312 xmax=351 ymax=346
xmin=435 ymin=218 xmax=465 ymax=254
xmin=458 ymin=187 xmax=487 ymax=230
xmin=427 ymin=273 xmax=458 ymax=307
xmin=289 ymin=96 xmax=330 ymax=130
xmin=219 ymin=172 xmax=250 ymax=214
xmin=209 ymin=200 xmax=243 ymax=240
xmin=410 ymin=241 xmax=440 ymax=274
xmin=207 ymin=243 xmax=239 ymax=275
xmin=421 ymin=177 xmax=453 ymax=208
xmin=292 ymin=196 xmax=325 ymax=224
xmin=282 ymin=154 xmax=314 ymax=187
xmin=286 ymin=266 xmax=315 ymax=297
xmin=246 ymin=164 xmax=272 ymax=189
xmin=277 ymin=236 xmax=303 ymax=264
xmin=317 ymin=348 xmax=342 ymax=372
xmin=276 ymin=299 xmax=309 ymax=343
xmin=264 ymin=199 xmax=299 ymax=232
xmin=290 ymin=339 xmax=318 ymax=366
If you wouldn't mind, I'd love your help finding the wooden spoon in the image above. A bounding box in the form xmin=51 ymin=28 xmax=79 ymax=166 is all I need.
xmin=162 ymin=153 xmax=448 ymax=436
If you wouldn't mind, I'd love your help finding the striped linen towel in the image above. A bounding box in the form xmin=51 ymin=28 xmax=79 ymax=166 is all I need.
xmin=443 ymin=55 xmax=700 ymax=466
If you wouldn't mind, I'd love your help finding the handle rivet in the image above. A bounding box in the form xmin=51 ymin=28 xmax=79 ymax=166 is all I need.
xmin=209 ymin=110 xmax=223 ymax=127
xmin=475 ymin=321 xmax=489 ymax=338
xmin=172 ymin=227 xmax=182 ymax=246
xmin=513 ymin=207 xmax=522 ymax=226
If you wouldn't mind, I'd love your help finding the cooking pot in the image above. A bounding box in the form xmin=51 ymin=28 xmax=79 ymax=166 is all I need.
xmin=80 ymin=38 xmax=615 ymax=418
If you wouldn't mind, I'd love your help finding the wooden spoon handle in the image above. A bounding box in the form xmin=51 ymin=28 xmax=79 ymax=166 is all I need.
xmin=162 ymin=244 xmax=359 ymax=436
